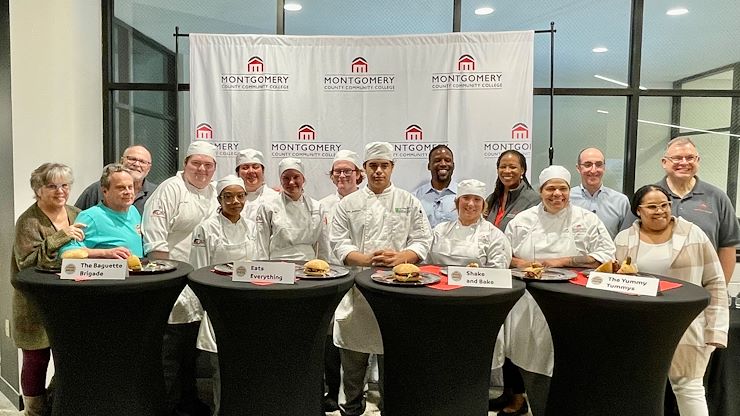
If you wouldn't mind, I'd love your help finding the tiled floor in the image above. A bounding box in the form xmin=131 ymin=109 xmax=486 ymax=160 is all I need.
xmin=0 ymin=388 xmax=528 ymax=415
xmin=0 ymin=391 xmax=21 ymax=416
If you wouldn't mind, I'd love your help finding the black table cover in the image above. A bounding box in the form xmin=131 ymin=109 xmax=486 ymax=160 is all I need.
xmin=354 ymin=269 xmax=526 ymax=416
xmin=527 ymin=275 xmax=710 ymax=416
xmin=12 ymin=261 xmax=191 ymax=416
xmin=188 ymin=266 xmax=354 ymax=416
xmin=706 ymin=307 xmax=740 ymax=416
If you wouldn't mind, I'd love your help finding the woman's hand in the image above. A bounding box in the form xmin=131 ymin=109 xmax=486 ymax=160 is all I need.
xmin=62 ymin=223 xmax=86 ymax=241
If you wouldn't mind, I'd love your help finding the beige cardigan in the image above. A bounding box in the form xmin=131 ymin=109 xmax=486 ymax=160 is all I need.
xmin=614 ymin=216 xmax=728 ymax=348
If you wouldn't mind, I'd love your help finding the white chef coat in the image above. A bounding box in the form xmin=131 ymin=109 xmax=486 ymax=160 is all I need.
xmin=330 ymin=184 xmax=432 ymax=354
xmin=142 ymin=172 xmax=218 ymax=324
xmin=189 ymin=212 xmax=258 ymax=353
xmin=242 ymin=184 xmax=280 ymax=221
xmin=500 ymin=203 xmax=615 ymax=375
xmin=319 ymin=192 xmax=343 ymax=265
xmin=255 ymin=192 xmax=328 ymax=261
xmin=427 ymin=216 xmax=512 ymax=269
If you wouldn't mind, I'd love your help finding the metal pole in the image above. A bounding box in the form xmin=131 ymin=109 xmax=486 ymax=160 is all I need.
xmin=549 ymin=21 xmax=555 ymax=165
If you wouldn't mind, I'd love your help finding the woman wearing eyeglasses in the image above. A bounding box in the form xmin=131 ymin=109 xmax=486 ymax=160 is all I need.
xmin=189 ymin=175 xmax=258 ymax=416
xmin=614 ymin=184 xmax=728 ymax=416
xmin=12 ymin=163 xmax=85 ymax=414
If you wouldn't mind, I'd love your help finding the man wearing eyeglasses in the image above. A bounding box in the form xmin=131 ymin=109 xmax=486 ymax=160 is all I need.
xmin=75 ymin=145 xmax=158 ymax=215
xmin=570 ymin=147 xmax=633 ymax=238
xmin=658 ymin=137 xmax=740 ymax=284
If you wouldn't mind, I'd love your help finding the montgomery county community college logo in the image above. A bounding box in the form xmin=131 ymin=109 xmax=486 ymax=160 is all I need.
xmin=193 ymin=123 xmax=240 ymax=157
xmin=352 ymin=57 xmax=368 ymax=73
xmin=323 ymin=57 xmax=396 ymax=92
xmin=298 ymin=125 xmax=316 ymax=140
xmin=511 ymin=123 xmax=529 ymax=139
xmin=458 ymin=54 xmax=476 ymax=71
xmin=431 ymin=54 xmax=503 ymax=90
xmin=195 ymin=123 xmax=213 ymax=140
xmin=405 ymin=125 xmax=423 ymax=141
xmin=247 ymin=56 xmax=264 ymax=72
xmin=272 ymin=124 xmax=342 ymax=159
xmin=220 ymin=56 xmax=290 ymax=91
xmin=482 ymin=122 xmax=532 ymax=159
xmin=390 ymin=124 xmax=446 ymax=159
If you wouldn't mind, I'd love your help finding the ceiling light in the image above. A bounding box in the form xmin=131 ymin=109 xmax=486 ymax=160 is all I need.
xmin=475 ymin=7 xmax=495 ymax=16
xmin=592 ymin=47 xmax=608 ymax=53
xmin=594 ymin=75 xmax=627 ymax=87
xmin=666 ymin=7 xmax=689 ymax=16
xmin=638 ymin=119 xmax=740 ymax=138
xmin=284 ymin=3 xmax=302 ymax=11
xmin=597 ymin=110 xmax=609 ymax=114
xmin=594 ymin=74 xmax=648 ymax=90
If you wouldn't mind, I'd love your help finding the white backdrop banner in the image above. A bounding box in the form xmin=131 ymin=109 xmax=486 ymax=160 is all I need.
xmin=190 ymin=31 xmax=533 ymax=198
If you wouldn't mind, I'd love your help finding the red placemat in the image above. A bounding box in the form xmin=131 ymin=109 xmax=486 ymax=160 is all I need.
xmin=569 ymin=273 xmax=682 ymax=292
xmin=420 ymin=265 xmax=464 ymax=291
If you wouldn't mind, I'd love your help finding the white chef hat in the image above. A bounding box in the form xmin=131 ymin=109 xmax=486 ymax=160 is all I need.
xmin=186 ymin=141 xmax=217 ymax=162
xmin=216 ymin=175 xmax=246 ymax=195
xmin=235 ymin=148 xmax=265 ymax=168
xmin=278 ymin=157 xmax=304 ymax=176
xmin=457 ymin=179 xmax=487 ymax=199
xmin=332 ymin=149 xmax=361 ymax=170
xmin=364 ymin=142 xmax=394 ymax=163
xmin=538 ymin=165 xmax=571 ymax=188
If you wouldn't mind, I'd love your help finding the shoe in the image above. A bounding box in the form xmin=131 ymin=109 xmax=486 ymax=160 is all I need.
xmin=500 ymin=400 xmax=529 ymax=415
xmin=322 ymin=396 xmax=339 ymax=412
xmin=488 ymin=393 xmax=512 ymax=412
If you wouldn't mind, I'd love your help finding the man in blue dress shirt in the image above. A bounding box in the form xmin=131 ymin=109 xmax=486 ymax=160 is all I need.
xmin=412 ymin=144 xmax=457 ymax=227
xmin=570 ymin=147 xmax=633 ymax=239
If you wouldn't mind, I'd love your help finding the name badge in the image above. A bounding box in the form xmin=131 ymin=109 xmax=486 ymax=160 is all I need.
xmin=232 ymin=261 xmax=295 ymax=284
xmin=447 ymin=266 xmax=512 ymax=288
xmin=60 ymin=259 xmax=127 ymax=280
xmin=586 ymin=272 xmax=659 ymax=296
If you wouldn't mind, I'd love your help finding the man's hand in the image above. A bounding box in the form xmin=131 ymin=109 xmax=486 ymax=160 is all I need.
xmin=105 ymin=247 xmax=131 ymax=259
xmin=510 ymin=257 xmax=532 ymax=269
xmin=371 ymin=250 xmax=417 ymax=267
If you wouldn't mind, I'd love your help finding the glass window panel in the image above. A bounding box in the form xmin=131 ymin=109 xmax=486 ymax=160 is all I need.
xmin=112 ymin=18 xmax=175 ymax=83
xmin=678 ymin=97 xmax=732 ymax=133
xmin=641 ymin=0 xmax=740 ymax=89
xmin=115 ymin=0 xmax=276 ymax=83
xmin=637 ymin=97 xmax=737 ymax=211
xmin=112 ymin=90 xmax=178 ymax=184
xmin=285 ymin=0 xmax=453 ymax=35
xmin=681 ymin=69 xmax=734 ymax=91
xmin=461 ymin=0 xmax=631 ymax=88
xmin=532 ymin=96 xmax=627 ymax=190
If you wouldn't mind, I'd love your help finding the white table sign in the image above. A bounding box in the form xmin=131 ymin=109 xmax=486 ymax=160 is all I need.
xmin=586 ymin=272 xmax=659 ymax=296
xmin=447 ymin=267 xmax=512 ymax=288
xmin=232 ymin=261 xmax=295 ymax=284
xmin=60 ymin=259 xmax=127 ymax=280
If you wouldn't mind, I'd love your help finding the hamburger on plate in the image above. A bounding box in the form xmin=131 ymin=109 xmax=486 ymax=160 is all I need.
xmin=393 ymin=263 xmax=421 ymax=282
xmin=303 ymin=259 xmax=331 ymax=276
